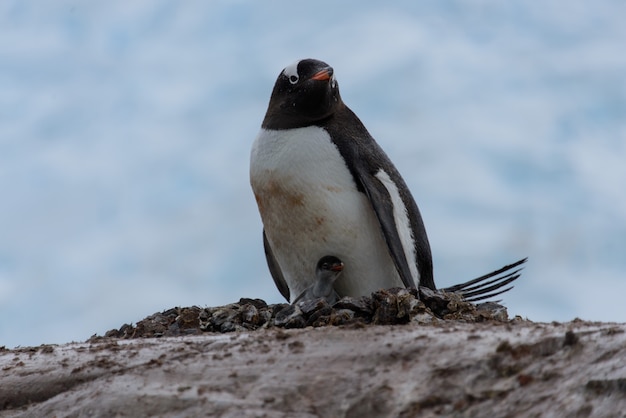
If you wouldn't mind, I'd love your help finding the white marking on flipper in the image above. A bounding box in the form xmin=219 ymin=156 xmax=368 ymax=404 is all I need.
xmin=374 ymin=169 xmax=420 ymax=285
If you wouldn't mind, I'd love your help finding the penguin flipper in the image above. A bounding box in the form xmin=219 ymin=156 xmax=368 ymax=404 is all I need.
xmin=442 ymin=257 xmax=527 ymax=302
xmin=357 ymin=170 xmax=417 ymax=289
xmin=263 ymin=230 xmax=291 ymax=302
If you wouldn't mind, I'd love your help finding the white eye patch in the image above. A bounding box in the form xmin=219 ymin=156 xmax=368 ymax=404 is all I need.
xmin=283 ymin=60 xmax=300 ymax=84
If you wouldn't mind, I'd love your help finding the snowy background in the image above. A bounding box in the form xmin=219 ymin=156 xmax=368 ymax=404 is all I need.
xmin=1 ymin=1 xmax=625 ymax=348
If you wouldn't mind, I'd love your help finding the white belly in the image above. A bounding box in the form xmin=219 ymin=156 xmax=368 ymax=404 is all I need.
xmin=250 ymin=126 xmax=403 ymax=301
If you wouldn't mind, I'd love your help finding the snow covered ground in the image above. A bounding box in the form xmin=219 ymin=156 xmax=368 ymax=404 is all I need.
xmin=1 ymin=0 xmax=625 ymax=348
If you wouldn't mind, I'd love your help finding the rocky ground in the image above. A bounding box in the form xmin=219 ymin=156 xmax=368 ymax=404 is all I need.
xmin=97 ymin=286 xmax=510 ymax=340
xmin=2 ymin=289 xmax=626 ymax=417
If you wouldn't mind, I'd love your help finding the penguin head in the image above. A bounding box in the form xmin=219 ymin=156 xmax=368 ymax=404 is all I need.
xmin=316 ymin=255 xmax=344 ymax=280
xmin=262 ymin=59 xmax=343 ymax=130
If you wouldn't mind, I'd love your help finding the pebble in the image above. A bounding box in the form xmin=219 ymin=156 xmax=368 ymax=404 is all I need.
xmin=98 ymin=287 xmax=511 ymax=341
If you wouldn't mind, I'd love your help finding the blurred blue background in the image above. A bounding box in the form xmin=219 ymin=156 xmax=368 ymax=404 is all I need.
xmin=1 ymin=1 xmax=625 ymax=348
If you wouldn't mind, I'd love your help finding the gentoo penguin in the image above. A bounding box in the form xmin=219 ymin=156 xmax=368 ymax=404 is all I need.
xmin=250 ymin=58 xmax=526 ymax=303
xmin=292 ymin=256 xmax=343 ymax=305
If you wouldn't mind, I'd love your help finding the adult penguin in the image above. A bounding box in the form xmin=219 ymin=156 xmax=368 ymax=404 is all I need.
xmin=250 ymin=58 xmax=525 ymax=303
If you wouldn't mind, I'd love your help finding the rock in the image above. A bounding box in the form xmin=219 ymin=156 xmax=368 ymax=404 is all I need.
xmin=475 ymin=301 xmax=509 ymax=322
xmin=371 ymin=288 xmax=405 ymax=325
xmin=418 ymin=286 xmax=450 ymax=312
xmin=273 ymin=304 xmax=306 ymax=329
xmin=329 ymin=309 xmax=356 ymax=326
xmin=333 ymin=296 xmax=373 ymax=317
xmin=98 ymin=287 xmax=517 ymax=340
xmin=297 ymin=298 xmax=331 ymax=317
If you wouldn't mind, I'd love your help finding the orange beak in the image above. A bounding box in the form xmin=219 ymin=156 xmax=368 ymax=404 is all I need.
xmin=331 ymin=263 xmax=344 ymax=272
xmin=311 ymin=67 xmax=333 ymax=81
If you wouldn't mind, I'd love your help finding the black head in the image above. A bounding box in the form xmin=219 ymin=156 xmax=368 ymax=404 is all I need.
xmin=316 ymin=255 xmax=344 ymax=275
xmin=262 ymin=59 xmax=343 ymax=130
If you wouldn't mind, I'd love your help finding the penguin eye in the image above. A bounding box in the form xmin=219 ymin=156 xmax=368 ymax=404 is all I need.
xmin=288 ymin=75 xmax=299 ymax=84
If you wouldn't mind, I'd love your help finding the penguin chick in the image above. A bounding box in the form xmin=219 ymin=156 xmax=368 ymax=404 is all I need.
xmin=293 ymin=256 xmax=343 ymax=305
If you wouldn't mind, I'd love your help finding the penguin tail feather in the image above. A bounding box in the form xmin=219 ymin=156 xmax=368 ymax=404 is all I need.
xmin=441 ymin=257 xmax=528 ymax=302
